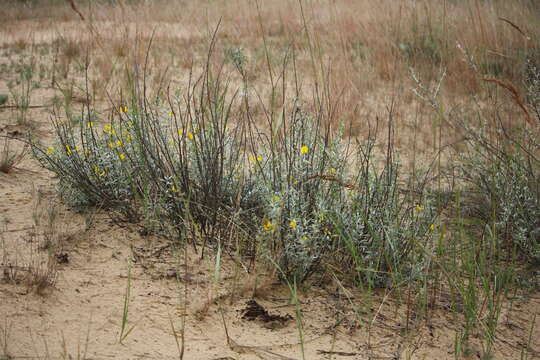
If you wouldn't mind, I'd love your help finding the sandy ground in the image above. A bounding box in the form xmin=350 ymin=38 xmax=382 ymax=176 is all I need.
xmin=1 ymin=19 xmax=540 ymax=360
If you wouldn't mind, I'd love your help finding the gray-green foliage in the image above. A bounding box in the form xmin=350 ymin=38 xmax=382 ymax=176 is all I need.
xmin=526 ymin=58 xmax=540 ymax=122
xmin=33 ymin=116 xmax=140 ymax=217
xmin=247 ymin=108 xmax=436 ymax=284
xmin=253 ymin=110 xmax=348 ymax=282
xmin=33 ymin=85 xmax=437 ymax=285
xmin=459 ymin=120 xmax=540 ymax=263
xmin=8 ymin=60 xmax=35 ymax=125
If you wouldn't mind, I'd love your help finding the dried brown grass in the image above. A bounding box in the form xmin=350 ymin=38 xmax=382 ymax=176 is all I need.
xmin=1 ymin=0 xmax=537 ymax=152
xmin=0 ymin=137 xmax=28 ymax=174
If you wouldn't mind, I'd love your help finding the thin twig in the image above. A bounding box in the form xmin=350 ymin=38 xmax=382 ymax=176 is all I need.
xmin=66 ymin=0 xmax=85 ymax=21
xmin=482 ymin=77 xmax=533 ymax=125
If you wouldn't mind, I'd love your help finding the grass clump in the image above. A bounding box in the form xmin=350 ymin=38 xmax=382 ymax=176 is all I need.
xmin=0 ymin=137 xmax=28 ymax=174
xmin=33 ymin=114 xmax=141 ymax=220
xmin=32 ymin=43 xmax=437 ymax=288
xmin=251 ymin=112 xmax=437 ymax=285
xmin=459 ymin=122 xmax=540 ymax=263
xmin=457 ymin=67 xmax=540 ymax=264
xmin=7 ymin=57 xmax=36 ymax=126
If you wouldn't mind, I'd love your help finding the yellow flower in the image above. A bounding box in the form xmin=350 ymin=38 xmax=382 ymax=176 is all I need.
xmin=87 ymin=122 xmax=94 ymax=128
xmin=187 ymin=132 xmax=194 ymax=140
xmin=271 ymin=195 xmax=281 ymax=202
xmin=415 ymin=204 xmax=423 ymax=212
xmin=249 ymin=155 xmax=263 ymax=163
xmin=94 ymin=166 xmax=106 ymax=177
xmin=108 ymin=141 xmax=114 ymax=148
xmin=301 ymin=235 xmax=308 ymax=243
xmin=263 ymin=220 xmax=275 ymax=232
xmin=116 ymin=140 xmax=123 ymax=147
xmin=74 ymin=145 xmax=81 ymax=152
xmin=429 ymin=224 xmax=435 ymax=231
xmin=118 ymin=153 xmax=126 ymax=161
xmin=119 ymin=106 xmax=128 ymax=113
xmin=177 ymin=129 xmax=184 ymax=137
xmin=103 ymin=124 xmax=115 ymax=134
xmin=169 ymin=111 xmax=174 ymax=117
xmin=65 ymin=145 xmax=72 ymax=156
xmin=46 ymin=146 xmax=55 ymax=155
xmin=300 ymin=145 xmax=309 ymax=154
xmin=171 ymin=185 xmax=178 ymax=193
xmin=289 ymin=220 xmax=298 ymax=230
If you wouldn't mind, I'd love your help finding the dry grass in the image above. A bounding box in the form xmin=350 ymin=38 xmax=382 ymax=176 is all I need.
xmin=3 ymin=1 xmax=537 ymax=89
xmin=0 ymin=137 xmax=28 ymax=174
xmin=1 ymin=0 xmax=536 ymax=157
xmin=0 ymin=191 xmax=70 ymax=295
